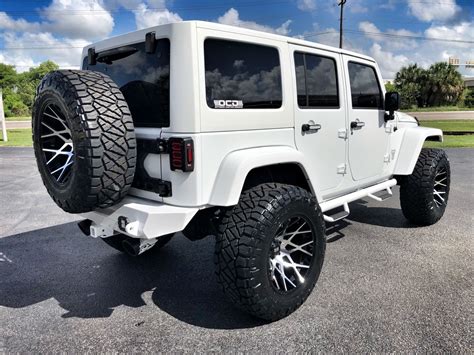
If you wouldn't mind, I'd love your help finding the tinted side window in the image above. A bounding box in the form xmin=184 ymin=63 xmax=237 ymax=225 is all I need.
xmin=294 ymin=53 xmax=307 ymax=107
xmin=204 ymin=39 xmax=282 ymax=109
xmin=294 ymin=52 xmax=339 ymax=108
xmin=348 ymin=62 xmax=383 ymax=109
xmin=83 ymin=39 xmax=170 ymax=128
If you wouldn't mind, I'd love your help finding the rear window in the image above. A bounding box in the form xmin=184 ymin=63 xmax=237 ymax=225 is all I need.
xmin=204 ymin=39 xmax=282 ymax=109
xmin=82 ymin=39 xmax=170 ymax=127
xmin=294 ymin=52 xmax=339 ymax=108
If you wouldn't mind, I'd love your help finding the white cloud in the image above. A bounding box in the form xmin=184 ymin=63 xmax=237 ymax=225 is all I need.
xmin=425 ymin=21 xmax=474 ymax=48
xmin=349 ymin=0 xmax=368 ymax=14
xmin=379 ymin=0 xmax=396 ymax=10
xmin=359 ymin=21 xmax=418 ymax=50
xmin=42 ymin=0 xmax=114 ymax=40
xmin=356 ymin=18 xmax=474 ymax=78
xmin=297 ymin=0 xmax=316 ymax=12
xmin=134 ymin=3 xmax=182 ymax=29
xmin=0 ymin=52 xmax=39 ymax=73
xmin=0 ymin=12 xmax=41 ymax=32
xmin=369 ymin=43 xmax=409 ymax=78
xmin=0 ymin=0 xmax=114 ymax=41
xmin=407 ymin=0 xmax=460 ymax=22
xmin=218 ymin=8 xmax=292 ymax=35
xmin=0 ymin=31 xmax=88 ymax=72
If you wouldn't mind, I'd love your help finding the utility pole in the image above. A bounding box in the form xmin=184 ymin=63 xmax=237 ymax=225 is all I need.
xmin=0 ymin=90 xmax=7 ymax=143
xmin=338 ymin=0 xmax=347 ymax=49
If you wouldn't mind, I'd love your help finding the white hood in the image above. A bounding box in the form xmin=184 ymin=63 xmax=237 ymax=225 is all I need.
xmin=396 ymin=111 xmax=418 ymax=124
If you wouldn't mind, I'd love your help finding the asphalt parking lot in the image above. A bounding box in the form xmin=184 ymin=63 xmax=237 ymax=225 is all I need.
xmin=0 ymin=147 xmax=472 ymax=352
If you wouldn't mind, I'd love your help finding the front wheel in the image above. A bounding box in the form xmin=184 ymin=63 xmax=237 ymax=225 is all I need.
xmin=400 ymin=148 xmax=450 ymax=226
xmin=215 ymin=183 xmax=326 ymax=321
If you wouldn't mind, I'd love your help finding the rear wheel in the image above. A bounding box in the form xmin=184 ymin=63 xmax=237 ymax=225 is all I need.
xmin=215 ymin=183 xmax=326 ymax=321
xmin=400 ymin=148 xmax=450 ymax=226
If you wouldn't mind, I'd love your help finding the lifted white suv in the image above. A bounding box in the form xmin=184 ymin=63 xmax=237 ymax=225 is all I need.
xmin=32 ymin=21 xmax=450 ymax=321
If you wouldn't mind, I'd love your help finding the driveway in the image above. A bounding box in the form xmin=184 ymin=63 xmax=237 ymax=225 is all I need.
xmin=0 ymin=147 xmax=472 ymax=352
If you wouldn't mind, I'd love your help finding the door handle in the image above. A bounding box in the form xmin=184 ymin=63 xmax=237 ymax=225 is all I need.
xmin=350 ymin=120 xmax=365 ymax=129
xmin=302 ymin=123 xmax=322 ymax=133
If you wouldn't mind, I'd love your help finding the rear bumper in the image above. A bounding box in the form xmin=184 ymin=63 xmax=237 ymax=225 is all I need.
xmin=81 ymin=197 xmax=199 ymax=239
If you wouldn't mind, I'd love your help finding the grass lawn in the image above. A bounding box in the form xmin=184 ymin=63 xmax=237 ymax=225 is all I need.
xmin=402 ymin=106 xmax=474 ymax=112
xmin=0 ymin=129 xmax=32 ymax=147
xmin=424 ymin=135 xmax=474 ymax=148
xmin=5 ymin=116 xmax=31 ymax=121
xmin=419 ymin=120 xmax=474 ymax=132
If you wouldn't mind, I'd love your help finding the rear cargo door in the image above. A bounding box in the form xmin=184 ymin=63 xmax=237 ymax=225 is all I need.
xmin=82 ymin=39 xmax=171 ymax=199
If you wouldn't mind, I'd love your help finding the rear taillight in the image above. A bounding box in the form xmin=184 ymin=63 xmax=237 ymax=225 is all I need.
xmin=168 ymin=137 xmax=194 ymax=172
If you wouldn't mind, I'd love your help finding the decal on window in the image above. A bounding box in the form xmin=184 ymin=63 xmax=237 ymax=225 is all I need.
xmin=213 ymin=100 xmax=244 ymax=109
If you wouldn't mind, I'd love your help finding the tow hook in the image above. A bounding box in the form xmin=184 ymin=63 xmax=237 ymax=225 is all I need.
xmin=118 ymin=216 xmax=140 ymax=236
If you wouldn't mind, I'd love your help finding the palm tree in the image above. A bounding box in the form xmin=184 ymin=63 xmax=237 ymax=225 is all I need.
xmin=394 ymin=64 xmax=427 ymax=108
xmin=425 ymin=62 xmax=464 ymax=106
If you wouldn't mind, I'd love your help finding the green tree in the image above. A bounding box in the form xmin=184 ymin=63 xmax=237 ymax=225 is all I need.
xmin=0 ymin=60 xmax=59 ymax=117
xmin=18 ymin=60 xmax=59 ymax=111
xmin=463 ymin=88 xmax=474 ymax=108
xmin=424 ymin=62 xmax=464 ymax=106
xmin=3 ymin=88 xmax=29 ymax=117
xmin=0 ymin=63 xmax=17 ymax=89
xmin=394 ymin=64 xmax=427 ymax=109
xmin=385 ymin=81 xmax=396 ymax=92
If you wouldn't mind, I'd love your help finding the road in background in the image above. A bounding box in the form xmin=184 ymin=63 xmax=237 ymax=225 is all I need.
xmin=406 ymin=111 xmax=474 ymax=120
xmin=0 ymin=147 xmax=472 ymax=352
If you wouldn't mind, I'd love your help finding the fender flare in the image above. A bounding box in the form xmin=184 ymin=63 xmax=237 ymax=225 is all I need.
xmin=393 ymin=126 xmax=443 ymax=175
xmin=208 ymin=146 xmax=321 ymax=206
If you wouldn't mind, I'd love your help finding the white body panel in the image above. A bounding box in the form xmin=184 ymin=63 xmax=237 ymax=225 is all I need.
xmin=79 ymin=21 xmax=443 ymax=238
xmin=342 ymin=55 xmax=391 ymax=182
xmin=289 ymin=44 xmax=347 ymax=194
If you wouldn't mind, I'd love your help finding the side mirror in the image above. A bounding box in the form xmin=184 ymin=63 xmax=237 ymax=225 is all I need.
xmin=384 ymin=92 xmax=400 ymax=121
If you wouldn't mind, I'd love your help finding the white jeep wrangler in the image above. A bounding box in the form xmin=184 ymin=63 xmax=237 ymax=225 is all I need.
xmin=32 ymin=21 xmax=450 ymax=321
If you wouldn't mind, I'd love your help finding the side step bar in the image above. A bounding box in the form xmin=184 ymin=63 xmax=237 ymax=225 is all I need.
xmin=323 ymin=203 xmax=350 ymax=223
xmin=320 ymin=179 xmax=397 ymax=222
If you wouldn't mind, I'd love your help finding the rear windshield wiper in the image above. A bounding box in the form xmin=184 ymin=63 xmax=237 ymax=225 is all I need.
xmin=96 ymin=46 xmax=138 ymax=64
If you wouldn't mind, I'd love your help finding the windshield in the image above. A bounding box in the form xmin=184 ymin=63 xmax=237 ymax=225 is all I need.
xmin=82 ymin=39 xmax=170 ymax=128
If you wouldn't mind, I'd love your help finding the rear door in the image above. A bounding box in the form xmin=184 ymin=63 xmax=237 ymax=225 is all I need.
xmin=342 ymin=56 xmax=389 ymax=181
xmin=290 ymin=45 xmax=347 ymax=194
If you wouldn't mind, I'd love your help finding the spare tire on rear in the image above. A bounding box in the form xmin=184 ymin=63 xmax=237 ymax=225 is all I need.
xmin=32 ymin=70 xmax=136 ymax=213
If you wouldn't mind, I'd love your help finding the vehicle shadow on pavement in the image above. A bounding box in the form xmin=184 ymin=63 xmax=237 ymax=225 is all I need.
xmin=0 ymin=223 xmax=266 ymax=330
xmin=347 ymin=200 xmax=418 ymax=229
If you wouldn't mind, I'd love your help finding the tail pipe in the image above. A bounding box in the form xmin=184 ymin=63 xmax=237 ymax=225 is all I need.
xmin=121 ymin=238 xmax=157 ymax=257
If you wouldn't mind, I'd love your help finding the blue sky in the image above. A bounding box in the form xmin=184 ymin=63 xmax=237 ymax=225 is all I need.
xmin=0 ymin=0 xmax=473 ymax=78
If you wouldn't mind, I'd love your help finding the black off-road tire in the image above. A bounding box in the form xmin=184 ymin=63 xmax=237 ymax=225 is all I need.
xmin=400 ymin=148 xmax=450 ymax=226
xmin=32 ymin=70 xmax=136 ymax=213
xmin=215 ymin=183 xmax=326 ymax=321
xmin=101 ymin=233 xmax=174 ymax=254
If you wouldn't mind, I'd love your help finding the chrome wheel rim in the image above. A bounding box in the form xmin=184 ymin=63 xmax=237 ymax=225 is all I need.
xmin=39 ymin=103 xmax=74 ymax=184
xmin=269 ymin=216 xmax=314 ymax=292
xmin=433 ymin=167 xmax=448 ymax=208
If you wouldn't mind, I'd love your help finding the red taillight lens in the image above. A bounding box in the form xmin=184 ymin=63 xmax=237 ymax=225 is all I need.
xmin=168 ymin=137 xmax=194 ymax=172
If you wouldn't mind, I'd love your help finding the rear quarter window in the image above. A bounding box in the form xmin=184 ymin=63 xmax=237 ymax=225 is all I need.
xmin=204 ymin=39 xmax=282 ymax=109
